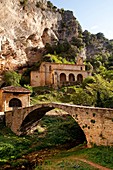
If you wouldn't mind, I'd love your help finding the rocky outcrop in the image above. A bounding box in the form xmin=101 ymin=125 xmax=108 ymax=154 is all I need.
xmin=0 ymin=0 xmax=81 ymax=71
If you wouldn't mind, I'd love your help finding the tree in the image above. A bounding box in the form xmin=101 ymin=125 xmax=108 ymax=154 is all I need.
xmin=86 ymin=74 xmax=113 ymax=107
xmin=96 ymin=32 xmax=105 ymax=39
xmin=82 ymin=76 xmax=95 ymax=88
xmin=71 ymin=37 xmax=84 ymax=48
xmin=82 ymin=30 xmax=91 ymax=45
xmin=47 ymin=1 xmax=53 ymax=8
xmin=85 ymin=62 xmax=93 ymax=71
xmin=70 ymin=87 xmax=95 ymax=106
xmin=4 ymin=71 xmax=21 ymax=86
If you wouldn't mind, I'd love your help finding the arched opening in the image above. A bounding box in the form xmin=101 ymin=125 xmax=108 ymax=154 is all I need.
xmin=77 ymin=74 xmax=83 ymax=83
xmin=20 ymin=106 xmax=54 ymax=134
xmin=60 ymin=73 xmax=66 ymax=83
xmin=9 ymin=98 xmax=22 ymax=107
xmin=20 ymin=107 xmax=87 ymax=147
xmin=69 ymin=73 xmax=75 ymax=82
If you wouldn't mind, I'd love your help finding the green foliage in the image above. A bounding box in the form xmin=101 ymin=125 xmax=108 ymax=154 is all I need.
xmin=96 ymin=32 xmax=105 ymax=39
xmin=31 ymin=76 xmax=113 ymax=108
xmin=35 ymin=115 xmax=86 ymax=148
xmin=0 ymin=124 xmax=31 ymax=165
xmin=75 ymin=146 xmax=113 ymax=169
xmin=71 ymin=37 xmax=84 ymax=48
xmin=43 ymin=54 xmax=72 ymax=64
xmin=45 ymin=41 xmax=77 ymax=63
xmin=20 ymin=62 xmax=41 ymax=86
xmin=45 ymin=41 xmax=71 ymax=54
xmin=4 ymin=71 xmax=21 ymax=86
xmin=77 ymin=21 xmax=83 ymax=36
xmin=58 ymin=86 xmax=95 ymax=106
xmin=60 ymin=8 xmax=65 ymax=13
xmin=0 ymin=114 xmax=86 ymax=167
xmin=35 ymin=145 xmax=113 ymax=169
xmin=83 ymin=30 xmax=91 ymax=45
xmin=85 ymin=62 xmax=93 ymax=71
xmin=69 ymin=88 xmax=93 ymax=106
xmin=82 ymin=76 xmax=95 ymax=88
xmin=24 ymin=85 xmax=33 ymax=93
xmin=47 ymin=1 xmax=53 ymax=8
xmin=85 ymin=74 xmax=113 ymax=107
xmin=44 ymin=54 xmax=62 ymax=63
xmin=0 ymin=143 xmax=15 ymax=158
xmin=35 ymin=159 xmax=96 ymax=170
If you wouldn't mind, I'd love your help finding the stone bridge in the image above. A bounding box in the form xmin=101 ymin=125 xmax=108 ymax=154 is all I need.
xmin=5 ymin=102 xmax=113 ymax=147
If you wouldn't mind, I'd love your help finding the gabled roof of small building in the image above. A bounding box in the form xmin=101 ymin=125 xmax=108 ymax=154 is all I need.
xmin=1 ymin=86 xmax=30 ymax=93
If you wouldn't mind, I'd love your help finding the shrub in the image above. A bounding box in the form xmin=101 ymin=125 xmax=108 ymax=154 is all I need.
xmin=3 ymin=71 xmax=21 ymax=86
xmin=47 ymin=1 xmax=53 ymax=8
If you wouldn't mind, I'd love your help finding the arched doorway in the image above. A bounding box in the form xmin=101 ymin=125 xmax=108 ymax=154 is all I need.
xmin=9 ymin=98 xmax=22 ymax=107
xmin=77 ymin=74 xmax=83 ymax=83
xmin=69 ymin=74 xmax=75 ymax=82
xmin=60 ymin=73 xmax=66 ymax=83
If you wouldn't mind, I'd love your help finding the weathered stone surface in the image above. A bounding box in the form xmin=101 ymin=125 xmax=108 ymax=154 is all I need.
xmin=30 ymin=57 xmax=91 ymax=87
xmin=0 ymin=0 xmax=82 ymax=71
xmin=5 ymin=102 xmax=113 ymax=147
xmin=0 ymin=113 xmax=4 ymax=123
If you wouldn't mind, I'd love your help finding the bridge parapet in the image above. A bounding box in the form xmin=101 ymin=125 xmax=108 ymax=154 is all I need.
xmin=5 ymin=102 xmax=113 ymax=147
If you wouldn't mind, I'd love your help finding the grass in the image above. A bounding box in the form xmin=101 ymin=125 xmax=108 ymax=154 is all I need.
xmin=0 ymin=123 xmax=32 ymax=165
xmin=35 ymin=159 xmax=98 ymax=170
xmin=77 ymin=146 xmax=113 ymax=169
xmin=0 ymin=107 xmax=113 ymax=169
xmin=0 ymin=114 xmax=85 ymax=168
xmin=35 ymin=144 xmax=113 ymax=169
xmin=52 ymin=145 xmax=113 ymax=169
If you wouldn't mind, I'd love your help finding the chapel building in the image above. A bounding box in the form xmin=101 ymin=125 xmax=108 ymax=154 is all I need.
xmin=30 ymin=57 xmax=91 ymax=88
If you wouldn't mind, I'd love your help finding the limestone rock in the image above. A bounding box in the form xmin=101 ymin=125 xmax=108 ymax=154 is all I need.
xmin=0 ymin=0 xmax=83 ymax=70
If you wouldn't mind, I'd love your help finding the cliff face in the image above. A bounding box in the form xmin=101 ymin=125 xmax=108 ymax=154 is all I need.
xmin=0 ymin=0 xmax=80 ymax=71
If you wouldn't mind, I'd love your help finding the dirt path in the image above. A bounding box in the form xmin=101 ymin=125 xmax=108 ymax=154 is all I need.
xmin=75 ymin=158 xmax=111 ymax=170
xmin=1 ymin=147 xmax=112 ymax=170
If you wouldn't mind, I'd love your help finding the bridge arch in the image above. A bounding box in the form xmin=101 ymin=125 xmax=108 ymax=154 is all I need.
xmin=5 ymin=103 xmax=113 ymax=147
xmin=19 ymin=106 xmax=87 ymax=146
xmin=20 ymin=106 xmax=53 ymax=134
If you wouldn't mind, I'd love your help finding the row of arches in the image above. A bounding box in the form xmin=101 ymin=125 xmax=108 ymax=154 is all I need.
xmin=60 ymin=73 xmax=83 ymax=83
xmin=8 ymin=74 xmax=83 ymax=108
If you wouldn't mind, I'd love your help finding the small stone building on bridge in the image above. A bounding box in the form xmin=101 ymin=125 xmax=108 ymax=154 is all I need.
xmin=30 ymin=57 xmax=91 ymax=87
xmin=0 ymin=86 xmax=30 ymax=112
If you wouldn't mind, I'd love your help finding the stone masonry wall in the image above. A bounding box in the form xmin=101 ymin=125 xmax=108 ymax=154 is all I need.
xmin=5 ymin=103 xmax=113 ymax=147
xmin=30 ymin=62 xmax=91 ymax=87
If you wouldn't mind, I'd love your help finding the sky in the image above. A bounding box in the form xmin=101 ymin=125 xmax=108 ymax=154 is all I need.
xmin=50 ymin=0 xmax=113 ymax=40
